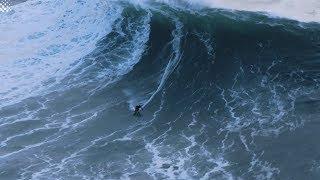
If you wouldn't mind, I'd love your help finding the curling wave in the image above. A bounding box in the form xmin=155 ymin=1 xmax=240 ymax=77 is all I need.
xmin=1 ymin=0 xmax=320 ymax=179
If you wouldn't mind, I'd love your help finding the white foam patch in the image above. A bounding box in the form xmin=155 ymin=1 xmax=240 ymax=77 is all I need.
xmin=0 ymin=0 xmax=11 ymax=12
xmin=0 ymin=0 xmax=122 ymax=107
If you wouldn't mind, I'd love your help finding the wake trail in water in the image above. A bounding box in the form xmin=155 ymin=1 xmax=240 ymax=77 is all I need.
xmin=142 ymin=18 xmax=183 ymax=108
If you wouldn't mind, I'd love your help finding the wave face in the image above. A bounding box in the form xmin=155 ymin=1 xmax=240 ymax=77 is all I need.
xmin=1 ymin=0 xmax=320 ymax=179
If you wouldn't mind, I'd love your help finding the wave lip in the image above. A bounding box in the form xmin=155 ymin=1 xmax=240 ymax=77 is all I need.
xmin=207 ymin=0 xmax=320 ymax=22
xmin=142 ymin=0 xmax=320 ymax=23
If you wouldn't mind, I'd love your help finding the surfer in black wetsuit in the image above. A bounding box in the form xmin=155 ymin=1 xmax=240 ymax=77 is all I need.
xmin=133 ymin=105 xmax=142 ymax=116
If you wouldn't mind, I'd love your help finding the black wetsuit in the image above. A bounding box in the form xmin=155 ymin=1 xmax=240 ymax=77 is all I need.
xmin=133 ymin=105 xmax=142 ymax=116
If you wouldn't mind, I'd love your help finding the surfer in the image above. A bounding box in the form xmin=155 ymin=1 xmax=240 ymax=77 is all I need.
xmin=133 ymin=105 xmax=143 ymax=117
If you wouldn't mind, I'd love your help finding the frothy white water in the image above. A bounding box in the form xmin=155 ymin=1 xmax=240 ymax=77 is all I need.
xmin=140 ymin=0 xmax=320 ymax=22
xmin=0 ymin=0 xmax=122 ymax=107
xmin=0 ymin=0 xmax=11 ymax=12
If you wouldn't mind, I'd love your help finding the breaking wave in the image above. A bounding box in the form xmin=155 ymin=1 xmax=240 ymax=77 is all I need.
xmin=1 ymin=0 xmax=320 ymax=179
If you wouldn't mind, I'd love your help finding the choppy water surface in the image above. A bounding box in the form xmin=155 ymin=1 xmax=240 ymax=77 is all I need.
xmin=1 ymin=0 xmax=320 ymax=179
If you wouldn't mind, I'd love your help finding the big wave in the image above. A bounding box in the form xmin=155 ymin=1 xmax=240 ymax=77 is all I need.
xmin=1 ymin=0 xmax=320 ymax=179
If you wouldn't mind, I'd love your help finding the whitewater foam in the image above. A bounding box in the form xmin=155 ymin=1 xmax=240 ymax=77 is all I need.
xmin=0 ymin=0 xmax=11 ymax=12
xmin=0 ymin=0 xmax=122 ymax=107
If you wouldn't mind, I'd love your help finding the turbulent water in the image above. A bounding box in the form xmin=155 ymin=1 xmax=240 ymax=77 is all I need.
xmin=1 ymin=0 xmax=320 ymax=179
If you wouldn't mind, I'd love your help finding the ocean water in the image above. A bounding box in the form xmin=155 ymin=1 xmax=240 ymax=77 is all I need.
xmin=1 ymin=0 xmax=320 ymax=179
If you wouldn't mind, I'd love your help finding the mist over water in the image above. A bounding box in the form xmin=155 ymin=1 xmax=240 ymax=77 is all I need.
xmin=1 ymin=0 xmax=320 ymax=179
